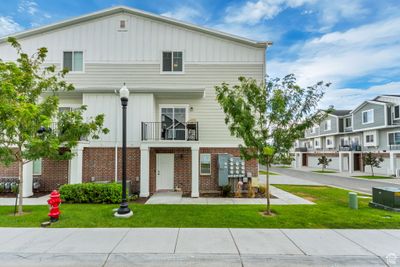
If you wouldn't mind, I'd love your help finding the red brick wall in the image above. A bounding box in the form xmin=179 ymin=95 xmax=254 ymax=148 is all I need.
xmin=199 ymin=147 xmax=258 ymax=193
xmin=40 ymin=158 xmax=69 ymax=191
xmin=0 ymin=162 xmax=19 ymax=177
xmin=82 ymin=147 xmax=141 ymax=193
xmin=149 ymin=148 xmax=192 ymax=194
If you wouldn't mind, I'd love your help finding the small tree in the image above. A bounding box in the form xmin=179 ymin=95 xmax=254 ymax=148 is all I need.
xmin=0 ymin=38 xmax=109 ymax=214
xmin=215 ymin=75 xmax=329 ymax=215
xmin=363 ymin=152 xmax=383 ymax=176
xmin=317 ymin=155 xmax=332 ymax=172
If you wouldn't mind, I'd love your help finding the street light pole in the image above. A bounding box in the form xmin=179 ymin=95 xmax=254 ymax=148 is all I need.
xmin=115 ymin=84 xmax=133 ymax=218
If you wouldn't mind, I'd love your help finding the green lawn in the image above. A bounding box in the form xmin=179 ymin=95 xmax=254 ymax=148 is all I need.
xmin=352 ymin=175 xmax=393 ymax=179
xmin=312 ymin=170 xmax=337 ymax=173
xmin=1 ymin=185 xmax=400 ymax=228
xmin=259 ymin=170 xmax=279 ymax=175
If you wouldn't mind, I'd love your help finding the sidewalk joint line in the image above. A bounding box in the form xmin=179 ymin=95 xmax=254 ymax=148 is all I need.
xmin=227 ymin=228 xmax=243 ymax=267
xmin=279 ymin=229 xmax=307 ymax=256
xmin=102 ymin=228 xmax=130 ymax=267
xmin=173 ymin=228 xmax=180 ymax=254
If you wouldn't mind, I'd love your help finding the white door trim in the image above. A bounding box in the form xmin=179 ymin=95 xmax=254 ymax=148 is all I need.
xmin=156 ymin=153 xmax=174 ymax=191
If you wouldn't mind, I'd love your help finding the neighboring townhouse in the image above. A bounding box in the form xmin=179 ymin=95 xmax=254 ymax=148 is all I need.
xmin=0 ymin=6 xmax=270 ymax=197
xmin=293 ymin=95 xmax=400 ymax=176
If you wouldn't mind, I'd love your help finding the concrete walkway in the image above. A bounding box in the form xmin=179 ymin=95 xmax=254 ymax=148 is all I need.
xmin=0 ymin=194 xmax=49 ymax=206
xmin=145 ymin=186 xmax=314 ymax=205
xmin=0 ymin=228 xmax=399 ymax=266
xmin=269 ymin=167 xmax=400 ymax=194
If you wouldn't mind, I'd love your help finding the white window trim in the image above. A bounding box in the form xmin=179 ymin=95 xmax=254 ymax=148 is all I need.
xmin=387 ymin=131 xmax=400 ymax=146
xmin=365 ymin=134 xmax=374 ymax=144
xmin=200 ymin=153 xmax=211 ymax=175
xmin=324 ymin=120 xmax=331 ymax=131
xmin=62 ymin=50 xmax=85 ymax=73
xmin=159 ymin=104 xmax=189 ymax=141
xmin=160 ymin=50 xmax=185 ymax=74
xmin=362 ymin=109 xmax=374 ymax=125
xmin=32 ymin=159 xmax=42 ymax=176
xmin=345 ymin=117 xmax=352 ymax=128
xmin=394 ymin=105 xmax=400 ymax=120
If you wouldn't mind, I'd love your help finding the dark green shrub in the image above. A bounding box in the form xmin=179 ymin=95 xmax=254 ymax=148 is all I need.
xmin=60 ymin=183 xmax=126 ymax=204
xmin=221 ymin=185 xmax=232 ymax=197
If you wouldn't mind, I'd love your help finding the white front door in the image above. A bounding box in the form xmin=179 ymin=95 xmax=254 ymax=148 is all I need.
xmin=156 ymin=153 xmax=174 ymax=191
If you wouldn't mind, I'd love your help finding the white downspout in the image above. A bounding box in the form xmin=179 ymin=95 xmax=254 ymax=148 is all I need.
xmin=114 ymin=90 xmax=119 ymax=182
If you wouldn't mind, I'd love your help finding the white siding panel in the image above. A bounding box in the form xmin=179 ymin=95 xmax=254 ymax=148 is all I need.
xmin=308 ymin=155 xmax=339 ymax=171
xmin=83 ymin=93 xmax=154 ymax=145
xmin=0 ymin=13 xmax=264 ymax=63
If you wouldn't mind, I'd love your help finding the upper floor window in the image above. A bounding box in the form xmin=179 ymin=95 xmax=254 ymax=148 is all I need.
xmin=388 ymin=132 xmax=400 ymax=145
xmin=394 ymin=105 xmax=400 ymax=119
xmin=63 ymin=51 xmax=83 ymax=72
xmin=162 ymin=51 xmax=183 ymax=72
xmin=362 ymin=109 xmax=374 ymax=124
xmin=345 ymin=117 xmax=352 ymax=128
xmin=365 ymin=134 xmax=374 ymax=143
xmin=324 ymin=120 xmax=331 ymax=131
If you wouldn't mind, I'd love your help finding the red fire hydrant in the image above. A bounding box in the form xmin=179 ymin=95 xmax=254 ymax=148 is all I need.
xmin=47 ymin=190 xmax=61 ymax=222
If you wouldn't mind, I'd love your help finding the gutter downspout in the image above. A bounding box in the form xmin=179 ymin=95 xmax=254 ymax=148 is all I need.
xmin=114 ymin=90 xmax=119 ymax=182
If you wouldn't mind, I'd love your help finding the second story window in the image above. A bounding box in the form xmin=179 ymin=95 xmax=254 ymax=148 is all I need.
xmin=345 ymin=117 xmax=352 ymax=128
xmin=388 ymin=132 xmax=400 ymax=145
xmin=362 ymin=109 xmax=374 ymax=124
xmin=63 ymin=51 xmax=83 ymax=72
xmin=394 ymin=105 xmax=400 ymax=119
xmin=365 ymin=134 xmax=374 ymax=143
xmin=162 ymin=51 xmax=183 ymax=72
xmin=324 ymin=120 xmax=331 ymax=131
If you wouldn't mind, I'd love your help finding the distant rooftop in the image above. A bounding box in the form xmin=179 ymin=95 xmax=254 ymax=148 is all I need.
xmin=330 ymin=110 xmax=352 ymax=116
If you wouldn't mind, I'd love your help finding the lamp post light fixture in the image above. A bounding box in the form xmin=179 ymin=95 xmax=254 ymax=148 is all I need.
xmin=115 ymin=83 xmax=133 ymax=218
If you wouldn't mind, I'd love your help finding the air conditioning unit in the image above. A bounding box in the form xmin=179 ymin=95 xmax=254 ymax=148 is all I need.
xmin=396 ymin=168 xmax=400 ymax=178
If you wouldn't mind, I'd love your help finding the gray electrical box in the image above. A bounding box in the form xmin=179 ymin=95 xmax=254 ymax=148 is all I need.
xmin=218 ymin=154 xmax=246 ymax=186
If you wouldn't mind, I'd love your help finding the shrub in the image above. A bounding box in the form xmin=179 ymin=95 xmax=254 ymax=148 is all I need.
xmin=221 ymin=185 xmax=232 ymax=197
xmin=258 ymin=185 xmax=266 ymax=196
xmin=60 ymin=183 xmax=127 ymax=204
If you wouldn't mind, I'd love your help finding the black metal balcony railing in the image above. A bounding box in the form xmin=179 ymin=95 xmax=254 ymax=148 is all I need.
xmin=389 ymin=144 xmax=400 ymax=151
xmin=295 ymin=147 xmax=307 ymax=152
xmin=339 ymin=145 xmax=362 ymax=151
xmin=141 ymin=122 xmax=199 ymax=141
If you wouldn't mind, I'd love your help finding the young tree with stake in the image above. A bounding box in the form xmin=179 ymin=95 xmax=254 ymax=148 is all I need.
xmin=317 ymin=155 xmax=332 ymax=172
xmin=215 ymin=75 xmax=329 ymax=215
xmin=363 ymin=152 xmax=384 ymax=176
xmin=0 ymin=38 xmax=109 ymax=214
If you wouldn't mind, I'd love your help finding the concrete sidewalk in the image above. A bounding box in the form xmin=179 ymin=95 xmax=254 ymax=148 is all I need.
xmin=0 ymin=228 xmax=399 ymax=266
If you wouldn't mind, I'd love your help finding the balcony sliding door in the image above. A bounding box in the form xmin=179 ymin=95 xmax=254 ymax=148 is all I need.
xmin=161 ymin=107 xmax=187 ymax=140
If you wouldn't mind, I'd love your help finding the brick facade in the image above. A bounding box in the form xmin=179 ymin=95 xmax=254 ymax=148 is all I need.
xmin=82 ymin=147 xmax=141 ymax=193
xmin=0 ymin=162 xmax=19 ymax=178
xmin=40 ymin=158 xmax=69 ymax=191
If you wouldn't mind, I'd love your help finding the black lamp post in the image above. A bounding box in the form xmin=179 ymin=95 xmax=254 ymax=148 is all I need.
xmin=115 ymin=84 xmax=132 ymax=217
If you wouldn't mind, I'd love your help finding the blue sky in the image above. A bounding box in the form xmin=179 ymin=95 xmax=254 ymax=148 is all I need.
xmin=1 ymin=0 xmax=400 ymax=109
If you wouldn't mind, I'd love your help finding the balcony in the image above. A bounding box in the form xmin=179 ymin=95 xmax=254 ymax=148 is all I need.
xmin=295 ymin=147 xmax=307 ymax=152
xmin=389 ymin=144 xmax=400 ymax=151
xmin=344 ymin=127 xmax=353 ymax=132
xmin=339 ymin=145 xmax=362 ymax=151
xmin=141 ymin=122 xmax=199 ymax=141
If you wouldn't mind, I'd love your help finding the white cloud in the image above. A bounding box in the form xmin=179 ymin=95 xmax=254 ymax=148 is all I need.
xmin=161 ymin=6 xmax=205 ymax=24
xmin=212 ymin=22 xmax=276 ymax=42
xmin=320 ymin=82 xmax=400 ymax=109
xmin=0 ymin=16 xmax=23 ymax=37
xmin=268 ymin=16 xmax=400 ymax=87
xmin=225 ymin=0 xmax=315 ymax=25
xmin=18 ymin=0 xmax=38 ymax=15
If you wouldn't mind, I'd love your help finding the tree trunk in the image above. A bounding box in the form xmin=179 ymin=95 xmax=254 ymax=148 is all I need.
xmin=265 ymin=164 xmax=271 ymax=215
xmin=18 ymin=160 xmax=24 ymax=215
xmin=371 ymin=165 xmax=374 ymax=177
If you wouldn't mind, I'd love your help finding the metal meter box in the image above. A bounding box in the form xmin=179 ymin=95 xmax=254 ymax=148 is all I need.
xmin=369 ymin=187 xmax=400 ymax=212
xmin=218 ymin=154 xmax=230 ymax=186
xmin=218 ymin=154 xmax=246 ymax=186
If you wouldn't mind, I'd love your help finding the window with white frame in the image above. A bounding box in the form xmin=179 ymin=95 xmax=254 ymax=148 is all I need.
xmin=63 ymin=51 xmax=83 ymax=72
xmin=362 ymin=109 xmax=374 ymax=124
xmin=160 ymin=106 xmax=187 ymax=140
xmin=314 ymin=138 xmax=321 ymax=148
xmin=200 ymin=154 xmax=211 ymax=175
xmin=162 ymin=51 xmax=183 ymax=72
xmin=324 ymin=120 xmax=331 ymax=131
xmin=340 ymin=137 xmax=349 ymax=146
xmin=394 ymin=105 xmax=400 ymax=119
xmin=345 ymin=117 xmax=352 ymax=128
xmin=365 ymin=134 xmax=374 ymax=143
xmin=326 ymin=137 xmax=334 ymax=147
xmin=33 ymin=159 xmax=42 ymax=175
xmin=388 ymin=132 xmax=400 ymax=145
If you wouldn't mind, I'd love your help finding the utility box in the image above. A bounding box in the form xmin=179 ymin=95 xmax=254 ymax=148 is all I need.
xmin=369 ymin=187 xmax=400 ymax=212
xmin=217 ymin=154 xmax=246 ymax=186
